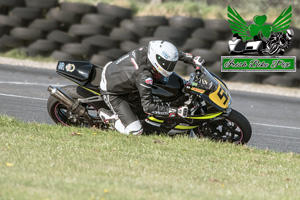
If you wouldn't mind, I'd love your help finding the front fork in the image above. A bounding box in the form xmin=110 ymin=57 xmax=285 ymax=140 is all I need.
xmin=223 ymin=107 xmax=232 ymax=116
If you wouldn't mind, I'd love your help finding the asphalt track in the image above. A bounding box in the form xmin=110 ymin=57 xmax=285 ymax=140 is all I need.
xmin=1 ymin=64 xmax=300 ymax=153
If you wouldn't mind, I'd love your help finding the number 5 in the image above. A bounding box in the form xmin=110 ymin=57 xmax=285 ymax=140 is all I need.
xmin=217 ymin=87 xmax=228 ymax=105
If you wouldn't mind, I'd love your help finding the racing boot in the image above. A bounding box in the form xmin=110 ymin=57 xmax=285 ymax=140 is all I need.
xmin=98 ymin=108 xmax=117 ymax=130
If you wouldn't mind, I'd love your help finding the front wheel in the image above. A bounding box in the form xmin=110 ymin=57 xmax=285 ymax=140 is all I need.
xmin=194 ymin=109 xmax=252 ymax=144
xmin=268 ymin=43 xmax=280 ymax=55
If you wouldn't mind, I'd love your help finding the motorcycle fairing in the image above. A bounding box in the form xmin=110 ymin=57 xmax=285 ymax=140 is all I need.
xmin=210 ymin=72 xmax=228 ymax=90
xmin=56 ymin=61 xmax=103 ymax=95
xmin=57 ymin=61 xmax=93 ymax=85
xmin=186 ymin=111 xmax=223 ymax=119
xmin=152 ymin=72 xmax=185 ymax=102
xmin=147 ymin=116 xmax=198 ymax=130
xmin=207 ymin=80 xmax=231 ymax=109
xmin=147 ymin=110 xmax=223 ymax=130
xmin=189 ymin=69 xmax=231 ymax=111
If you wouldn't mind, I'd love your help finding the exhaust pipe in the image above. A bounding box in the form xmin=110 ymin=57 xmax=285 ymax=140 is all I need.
xmin=48 ymin=86 xmax=94 ymax=126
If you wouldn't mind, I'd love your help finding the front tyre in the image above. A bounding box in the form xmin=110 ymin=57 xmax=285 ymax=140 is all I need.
xmin=195 ymin=109 xmax=252 ymax=144
xmin=268 ymin=43 xmax=280 ymax=55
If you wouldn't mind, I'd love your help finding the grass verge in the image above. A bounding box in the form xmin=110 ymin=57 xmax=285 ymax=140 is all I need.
xmin=1 ymin=115 xmax=300 ymax=200
xmin=0 ymin=49 xmax=56 ymax=63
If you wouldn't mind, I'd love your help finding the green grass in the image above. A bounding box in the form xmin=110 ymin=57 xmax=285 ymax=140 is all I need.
xmin=1 ymin=115 xmax=300 ymax=200
xmin=0 ymin=49 xmax=56 ymax=62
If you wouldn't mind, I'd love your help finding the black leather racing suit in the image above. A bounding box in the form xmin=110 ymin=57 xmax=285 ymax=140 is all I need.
xmin=100 ymin=46 xmax=193 ymax=127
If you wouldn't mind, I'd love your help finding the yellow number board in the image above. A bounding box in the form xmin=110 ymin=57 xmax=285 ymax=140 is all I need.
xmin=208 ymin=81 xmax=231 ymax=109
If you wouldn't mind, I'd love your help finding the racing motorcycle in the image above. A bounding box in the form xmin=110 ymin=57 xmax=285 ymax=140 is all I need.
xmin=265 ymin=32 xmax=290 ymax=55
xmin=47 ymin=61 xmax=252 ymax=144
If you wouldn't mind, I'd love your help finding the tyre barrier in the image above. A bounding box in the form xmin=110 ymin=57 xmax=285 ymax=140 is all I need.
xmin=0 ymin=2 xmax=299 ymax=87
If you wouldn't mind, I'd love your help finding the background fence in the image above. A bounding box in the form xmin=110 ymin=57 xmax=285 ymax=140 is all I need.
xmin=0 ymin=0 xmax=299 ymax=87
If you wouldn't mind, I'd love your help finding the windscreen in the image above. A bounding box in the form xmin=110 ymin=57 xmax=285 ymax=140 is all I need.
xmin=195 ymin=67 xmax=218 ymax=91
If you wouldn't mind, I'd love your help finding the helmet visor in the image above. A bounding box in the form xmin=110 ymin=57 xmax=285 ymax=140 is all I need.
xmin=156 ymin=54 xmax=177 ymax=72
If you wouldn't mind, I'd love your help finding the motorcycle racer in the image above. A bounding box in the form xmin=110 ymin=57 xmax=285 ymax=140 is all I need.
xmin=99 ymin=40 xmax=204 ymax=135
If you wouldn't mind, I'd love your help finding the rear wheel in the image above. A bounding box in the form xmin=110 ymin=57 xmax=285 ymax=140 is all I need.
xmin=47 ymin=85 xmax=107 ymax=127
xmin=194 ymin=109 xmax=252 ymax=144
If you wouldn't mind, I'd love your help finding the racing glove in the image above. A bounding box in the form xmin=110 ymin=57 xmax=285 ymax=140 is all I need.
xmin=179 ymin=52 xmax=194 ymax=64
xmin=193 ymin=56 xmax=205 ymax=66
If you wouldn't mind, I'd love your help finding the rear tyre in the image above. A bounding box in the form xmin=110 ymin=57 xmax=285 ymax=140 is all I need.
xmin=47 ymin=85 xmax=107 ymax=127
xmin=194 ymin=109 xmax=252 ymax=144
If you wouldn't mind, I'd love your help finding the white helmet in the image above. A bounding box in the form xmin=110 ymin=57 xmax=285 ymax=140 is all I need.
xmin=148 ymin=40 xmax=178 ymax=77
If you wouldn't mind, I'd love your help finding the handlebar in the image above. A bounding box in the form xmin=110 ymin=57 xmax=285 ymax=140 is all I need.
xmin=193 ymin=63 xmax=204 ymax=78
xmin=192 ymin=58 xmax=205 ymax=75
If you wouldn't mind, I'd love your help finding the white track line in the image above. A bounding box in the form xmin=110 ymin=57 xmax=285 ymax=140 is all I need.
xmin=254 ymin=132 xmax=300 ymax=140
xmin=252 ymin=122 xmax=300 ymax=130
xmin=252 ymin=136 xmax=300 ymax=145
xmin=0 ymin=93 xmax=47 ymax=101
xmin=0 ymin=81 xmax=64 ymax=87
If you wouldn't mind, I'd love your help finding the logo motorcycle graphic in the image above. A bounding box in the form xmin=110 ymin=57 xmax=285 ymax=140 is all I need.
xmin=228 ymin=5 xmax=293 ymax=55
xmin=221 ymin=5 xmax=296 ymax=72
